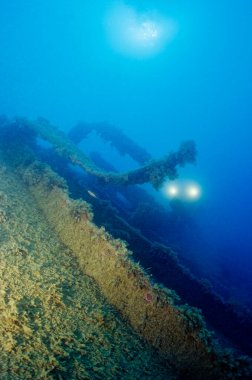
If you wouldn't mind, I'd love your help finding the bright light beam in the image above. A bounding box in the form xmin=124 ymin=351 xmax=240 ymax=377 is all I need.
xmin=166 ymin=184 xmax=179 ymax=197
xmin=186 ymin=184 xmax=201 ymax=200
xmin=163 ymin=180 xmax=202 ymax=202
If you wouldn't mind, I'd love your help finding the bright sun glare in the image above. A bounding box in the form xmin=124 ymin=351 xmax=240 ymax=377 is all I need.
xmin=105 ymin=3 xmax=177 ymax=58
xmin=136 ymin=21 xmax=159 ymax=43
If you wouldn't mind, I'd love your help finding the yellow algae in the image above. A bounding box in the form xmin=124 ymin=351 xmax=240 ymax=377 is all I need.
xmin=0 ymin=153 xmax=173 ymax=379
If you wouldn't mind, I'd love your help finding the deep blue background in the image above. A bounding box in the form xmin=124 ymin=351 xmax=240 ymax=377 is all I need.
xmin=0 ymin=1 xmax=251 ymax=306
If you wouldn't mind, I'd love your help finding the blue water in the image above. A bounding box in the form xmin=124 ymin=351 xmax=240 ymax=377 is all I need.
xmin=0 ymin=1 xmax=252 ymax=307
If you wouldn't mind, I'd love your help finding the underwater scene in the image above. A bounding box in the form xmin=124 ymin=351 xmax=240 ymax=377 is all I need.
xmin=0 ymin=1 xmax=252 ymax=379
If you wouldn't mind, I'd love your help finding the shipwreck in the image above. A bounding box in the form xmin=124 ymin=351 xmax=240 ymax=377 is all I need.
xmin=0 ymin=116 xmax=252 ymax=379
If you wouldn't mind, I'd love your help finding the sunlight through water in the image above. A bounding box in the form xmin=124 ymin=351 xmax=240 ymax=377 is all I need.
xmin=105 ymin=2 xmax=178 ymax=58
